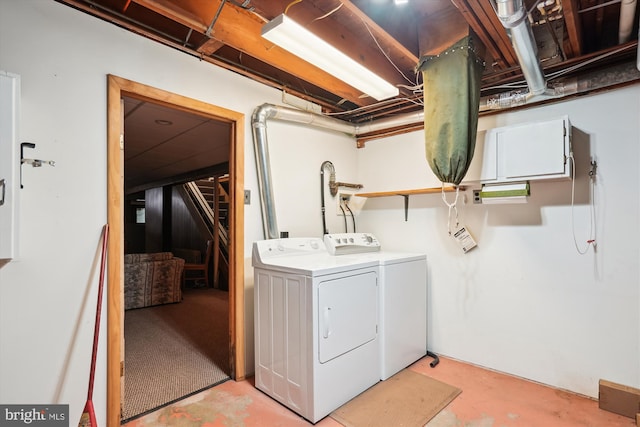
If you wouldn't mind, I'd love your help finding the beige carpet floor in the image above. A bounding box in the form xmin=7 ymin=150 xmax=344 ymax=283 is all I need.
xmin=122 ymin=288 xmax=230 ymax=422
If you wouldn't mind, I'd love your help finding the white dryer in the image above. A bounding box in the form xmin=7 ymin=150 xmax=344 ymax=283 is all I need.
xmin=252 ymin=237 xmax=380 ymax=423
xmin=324 ymin=233 xmax=428 ymax=380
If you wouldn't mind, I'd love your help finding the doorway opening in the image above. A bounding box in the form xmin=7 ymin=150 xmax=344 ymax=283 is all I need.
xmin=106 ymin=75 xmax=245 ymax=426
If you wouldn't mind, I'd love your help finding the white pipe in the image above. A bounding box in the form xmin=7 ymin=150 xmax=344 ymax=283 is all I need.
xmin=619 ymin=0 xmax=637 ymax=43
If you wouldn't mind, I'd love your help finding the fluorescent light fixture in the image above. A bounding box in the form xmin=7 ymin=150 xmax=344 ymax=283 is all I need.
xmin=262 ymin=14 xmax=399 ymax=101
xmin=479 ymin=182 xmax=530 ymax=204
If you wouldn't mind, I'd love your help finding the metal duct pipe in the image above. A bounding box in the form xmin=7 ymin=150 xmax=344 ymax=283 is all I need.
xmin=493 ymin=0 xmax=552 ymax=97
xmin=479 ymin=83 xmax=573 ymax=111
xmin=480 ymin=61 xmax=640 ymax=110
xmin=251 ymin=103 xmax=425 ymax=239
xmin=251 ymin=105 xmax=280 ymax=240
xmin=252 ymin=103 xmax=357 ymax=239
xmin=252 ymin=59 xmax=639 ymax=237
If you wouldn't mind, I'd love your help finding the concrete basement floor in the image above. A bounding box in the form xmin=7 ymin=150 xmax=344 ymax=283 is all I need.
xmin=123 ymin=356 xmax=635 ymax=427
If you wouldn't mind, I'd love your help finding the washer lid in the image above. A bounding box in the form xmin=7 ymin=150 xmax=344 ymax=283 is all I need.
xmin=253 ymin=251 xmax=378 ymax=276
xmin=354 ymin=251 xmax=427 ymax=265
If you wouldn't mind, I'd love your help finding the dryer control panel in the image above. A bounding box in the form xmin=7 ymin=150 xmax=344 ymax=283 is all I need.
xmin=324 ymin=233 xmax=381 ymax=255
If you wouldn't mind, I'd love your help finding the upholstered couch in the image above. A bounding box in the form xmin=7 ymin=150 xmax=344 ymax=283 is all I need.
xmin=124 ymin=252 xmax=185 ymax=310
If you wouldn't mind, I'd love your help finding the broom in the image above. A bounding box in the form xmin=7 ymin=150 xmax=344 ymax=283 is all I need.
xmin=79 ymin=224 xmax=109 ymax=427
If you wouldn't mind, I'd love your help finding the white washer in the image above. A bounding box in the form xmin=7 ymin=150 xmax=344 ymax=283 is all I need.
xmin=324 ymin=233 xmax=428 ymax=380
xmin=252 ymin=237 xmax=380 ymax=423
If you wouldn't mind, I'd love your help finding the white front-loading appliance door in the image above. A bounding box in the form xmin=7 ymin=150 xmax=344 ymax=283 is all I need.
xmin=318 ymin=271 xmax=378 ymax=363
xmin=312 ymin=269 xmax=380 ymax=422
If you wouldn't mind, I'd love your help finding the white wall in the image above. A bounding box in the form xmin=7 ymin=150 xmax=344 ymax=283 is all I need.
xmin=356 ymin=87 xmax=640 ymax=397
xmin=0 ymin=1 xmax=357 ymax=425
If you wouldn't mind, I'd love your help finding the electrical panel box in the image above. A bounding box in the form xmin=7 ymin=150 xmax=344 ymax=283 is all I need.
xmin=463 ymin=116 xmax=571 ymax=184
xmin=0 ymin=72 xmax=20 ymax=266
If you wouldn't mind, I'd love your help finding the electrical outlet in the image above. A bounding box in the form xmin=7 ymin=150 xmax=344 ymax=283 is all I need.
xmin=473 ymin=189 xmax=482 ymax=204
xmin=337 ymin=193 xmax=352 ymax=215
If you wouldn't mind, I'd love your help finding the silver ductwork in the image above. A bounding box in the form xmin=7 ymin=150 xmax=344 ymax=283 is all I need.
xmin=251 ymin=103 xmax=358 ymax=239
xmin=251 ymin=103 xmax=424 ymax=239
xmin=494 ymin=0 xmax=547 ymax=95
xmin=252 ymin=0 xmax=640 ymax=238
xmin=483 ymin=0 xmax=566 ymax=110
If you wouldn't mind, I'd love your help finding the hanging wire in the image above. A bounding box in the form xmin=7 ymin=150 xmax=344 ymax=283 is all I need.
xmin=569 ymin=152 xmax=597 ymax=254
xmin=339 ymin=202 xmax=348 ymax=232
xmin=344 ymin=200 xmax=356 ymax=232
xmin=481 ymin=41 xmax=635 ymax=94
xmin=311 ymin=3 xmax=343 ymax=23
xmin=284 ymin=0 xmax=303 ymax=15
xmin=302 ymin=1 xmax=417 ymax=87
xmin=546 ymin=45 xmax=634 ymax=81
xmin=356 ymin=16 xmax=418 ymax=86
xmin=321 ymin=96 xmax=423 ymax=116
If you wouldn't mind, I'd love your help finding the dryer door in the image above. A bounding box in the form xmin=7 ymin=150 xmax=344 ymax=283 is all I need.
xmin=318 ymin=270 xmax=377 ymax=363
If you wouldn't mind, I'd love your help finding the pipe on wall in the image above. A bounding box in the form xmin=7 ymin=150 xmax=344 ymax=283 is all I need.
xmin=252 ymin=57 xmax=639 ymax=239
xmin=251 ymin=0 xmax=640 ymax=238
xmin=619 ymin=0 xmax=637 ymax=43
xmin=251 ymin=103 xmax=429 ymax=239
xmin=494 ymin=0 xmax=547 ymax=95
xmin=487 ymin=0 xmax=575 ymax=109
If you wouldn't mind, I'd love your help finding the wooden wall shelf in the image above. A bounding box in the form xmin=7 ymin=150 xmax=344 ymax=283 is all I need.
xmin=357 ymin=186 xmax=463 ymax=198
xmin=356 ymin=186 xmax=465 ymax=221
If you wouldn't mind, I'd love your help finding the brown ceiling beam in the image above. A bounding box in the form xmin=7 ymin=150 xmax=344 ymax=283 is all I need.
xmin=58 ymin=0 xmax=350 ymax=113
xmin=561 ymin=0 xmax=583 ymax=57
xmin=451 ymin=0 xmax=518 ymax=69
xmin=133 ymin=0 xmax=207 ymax=28
xmin=465 ymin=0 xmax=518 ymax=65
xmin=197 ymin=38 xmax=225 ymax=56
xmin=338 ymin=0 xmax=419 ymax=69
xmin=131 ymin=0 xmax=378 ymax=106
xmin=417 ymin=7 xmax=472 ymax=56
xmin=253 ymin=0 xmax=419 ymax=93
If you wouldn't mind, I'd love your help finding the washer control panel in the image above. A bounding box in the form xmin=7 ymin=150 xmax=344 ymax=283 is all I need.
xmin=324 ymin=233 xmax=381 ymax=255
xmin=253 ymin=238 xmax=325 ymax=262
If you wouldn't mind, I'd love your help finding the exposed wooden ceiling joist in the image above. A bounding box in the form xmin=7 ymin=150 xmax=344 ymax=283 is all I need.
xmin=58 ymin=0 xmax=638 ymax=123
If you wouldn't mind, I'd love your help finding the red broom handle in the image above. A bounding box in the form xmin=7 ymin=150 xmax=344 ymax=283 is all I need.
xmin=87 ymin=224 xmax=109 ymax=401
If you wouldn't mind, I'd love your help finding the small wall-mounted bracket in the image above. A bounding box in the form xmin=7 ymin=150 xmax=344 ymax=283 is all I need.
xmin=403 ymin=195 xmax=409 ymax=221
xmin=20 ymin=142 xmax=55 ymax=188
xmin=588 ymin=159 xmax=597 ymax=180
xmin=0 ymin=178 xmax=5 ymax=206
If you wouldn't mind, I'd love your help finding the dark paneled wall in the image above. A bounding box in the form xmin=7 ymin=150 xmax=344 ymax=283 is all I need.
xmin=125 ymin=185 xmax=208 ymax=258
xmin=171 ymin=186 xmax=208 ymax=258
xmin=145 ymin=187 xmax=164 ymax=253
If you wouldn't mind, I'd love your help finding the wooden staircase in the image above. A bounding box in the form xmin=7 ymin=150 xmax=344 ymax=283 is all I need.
xmin=187 ymin=175 xmax=230 ymax=289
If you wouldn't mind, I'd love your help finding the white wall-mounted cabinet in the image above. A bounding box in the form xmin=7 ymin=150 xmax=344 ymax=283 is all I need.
xmin=0 ymin=72 xmax=20 ymax=266
xmin=463 ymin=116 xmax=571 ymax=184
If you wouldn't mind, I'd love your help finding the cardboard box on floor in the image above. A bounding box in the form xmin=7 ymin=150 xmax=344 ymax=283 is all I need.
xmin=598 ymin=379 xmax=640 ymax=421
